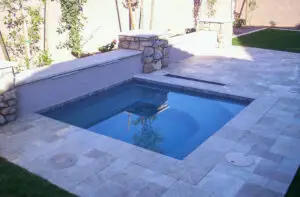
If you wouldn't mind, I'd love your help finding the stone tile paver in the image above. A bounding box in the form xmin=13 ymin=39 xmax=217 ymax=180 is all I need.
xmin=179 ymin=163 xmax=211 ymax=185
xmin=210 ymin=159 xmax=258 ymax=181
xmin=246 ymin=174 xmax=269 ymax=187
xmin=142 ymin=155 xmax=184 ymax=180
xmin=270 ymin=135 xmax=300 ymax=161
xmin=94 ymin=181 xmax=137 ymax=197
xmin=236 ymin=183 xmax=282 ymax=197
xmin=277 ymin=158 xmax=299 ymax=176
xmin=197 ymin=171 xmax=245 ymax=197
xmin=214 ymin=126 xmax=249 ymax=142
xmin=254 ymin=159 xmax=293 ymax=184
xmin=247 ymin=144 xmax=283 ymax=163
xmin=73 ymin=174 xmax=106 ymax=197
xmin=162 ymin=181 xmax=212 ymax=197
xmin=109 ymin=172 xmax=148 ymax=192
xmin=135 ymin=182 xmax=168 ymax=197
xmin=124 ymin=163 xmax=177 ymax=188
xmin=200 ymin=136 xmax=237 ymax=153
xmin=265 ymin=180 xmax=290 ymax=195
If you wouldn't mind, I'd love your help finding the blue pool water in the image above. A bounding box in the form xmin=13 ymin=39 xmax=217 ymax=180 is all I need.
xmin=42 ymin=82 xmax=250 ymax=160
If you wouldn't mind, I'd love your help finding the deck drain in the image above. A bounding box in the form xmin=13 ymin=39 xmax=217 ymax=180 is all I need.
xmin=49 ymin=153 xmax=77 ymax=169
xmin=225 ymin=152 xmax=254 ymax=167
xmin=164 ymin=74 xmax=225 ymax=86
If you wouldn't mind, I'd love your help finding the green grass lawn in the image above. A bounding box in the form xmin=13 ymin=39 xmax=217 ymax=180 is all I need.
xmin=0 ymin=157 xmax=75 ymax=197
xmin=233 ymin=29 xmax=300 ymax=53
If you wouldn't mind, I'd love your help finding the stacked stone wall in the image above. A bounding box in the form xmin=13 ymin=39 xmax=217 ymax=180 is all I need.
xmin=0 ymin=64 xmax=17 ymax=125
xmin=118 ymin=34 xmax=169 ymax=73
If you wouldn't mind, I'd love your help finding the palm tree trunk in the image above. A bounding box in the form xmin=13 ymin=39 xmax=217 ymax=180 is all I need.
xmin=149 ymin=0 xmax=155 ymax=30
xmin=245 ymin=0 xmax=249 ymax=25
xmin=139 ymin=0 xmax=144 ymax=29
xmin=128 ymin=0 xmax=135 ymax=30
xmin=193 ymin=0 xmax=201 ymax=29
xmin=115 ymin=0 xmax=122 ymax=32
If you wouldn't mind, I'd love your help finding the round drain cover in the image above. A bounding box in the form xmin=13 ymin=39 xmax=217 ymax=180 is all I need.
xmin=225 ymin=152 xmax=254 ymax=167
xmin=49 ymin=153 xmax=77 ymax=169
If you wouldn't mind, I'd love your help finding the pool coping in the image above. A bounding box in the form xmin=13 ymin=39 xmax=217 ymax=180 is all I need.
xmin=32 ymin=73 xmax=279 ymax=164
xmin=38 ymin=75 xmax=254 ymax=161
xmin=36 ymin=73 xmax=277 ymax=163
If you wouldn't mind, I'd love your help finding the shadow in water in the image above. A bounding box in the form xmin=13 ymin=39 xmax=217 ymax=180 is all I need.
xmin=132 ymin=115 xmax=163 ymax=153
xmin=127 ymin=88 xmax=169 ymax=153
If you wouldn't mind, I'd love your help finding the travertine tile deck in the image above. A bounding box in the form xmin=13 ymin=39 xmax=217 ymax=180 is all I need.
xmin=1 ymin=46 xmax=300 ymax=197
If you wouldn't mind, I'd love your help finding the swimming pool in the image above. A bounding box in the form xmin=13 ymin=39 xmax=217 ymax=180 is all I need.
xmin=41 ymin=81 xmax=250 ymax=160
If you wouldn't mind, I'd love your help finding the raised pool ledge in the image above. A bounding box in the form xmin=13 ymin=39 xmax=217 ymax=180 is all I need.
xmin=15 ymin=49 xmax=143 ymax=115
xmin=16 ymin=49 xmax=142 ymax=86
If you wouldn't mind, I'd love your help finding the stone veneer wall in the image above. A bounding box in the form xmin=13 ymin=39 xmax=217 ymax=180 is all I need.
xmin=198 ymin=21 xmax=233 ymax=48
xmin=118 ymin=33 xmax=169 ymax=73
xmin=0 ymin=63 xmax=17 ymax=125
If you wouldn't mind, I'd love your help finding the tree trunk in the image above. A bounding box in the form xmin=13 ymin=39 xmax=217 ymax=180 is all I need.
xmin=149 ymin=0 xmax=155 ymax=30
xmin=238 ymin=0 xmax=246 ymax=18
xmin=0 ymin=30 xmax=10 ymax=61
xmin=193 ymin=0 xmax=201 ymax=29
xmin=43 ymin=0 xmax=48 ymax=51
xmin=139 ymin=0 xmax=144 ymax=29
xmin=245 ymin=0 xmax=249 ymax=25
xmin=128 ymin=0 xmax=135 ymax=30
xmin=115 ymin=0 xmax=122 ymax=32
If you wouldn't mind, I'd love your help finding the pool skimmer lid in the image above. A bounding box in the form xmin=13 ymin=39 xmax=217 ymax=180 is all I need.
xmin=49 ymin=153 xmax=77 ymax=169
xmin=225 ymin=152 xmax=254 ymax=167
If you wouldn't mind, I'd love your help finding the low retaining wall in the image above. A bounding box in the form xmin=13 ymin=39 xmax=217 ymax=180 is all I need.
xmin=15 ymin=50 xmax=143 ymax=115
xmin=118 ymin=32 xmax=169 ymax=73
xmin=0 ymin=62 xmax=17 ymax=125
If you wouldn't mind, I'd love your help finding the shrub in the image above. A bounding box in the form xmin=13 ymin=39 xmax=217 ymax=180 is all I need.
xmin=98 ymin=40 xmax=117 ymax=53
xmin=38 ymin=50 xmax=53 ymax=66
xmin=185 ymin=28 xmax=196 ymax=34
xmin=234 ymin=18 xmax=246 ymax=28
